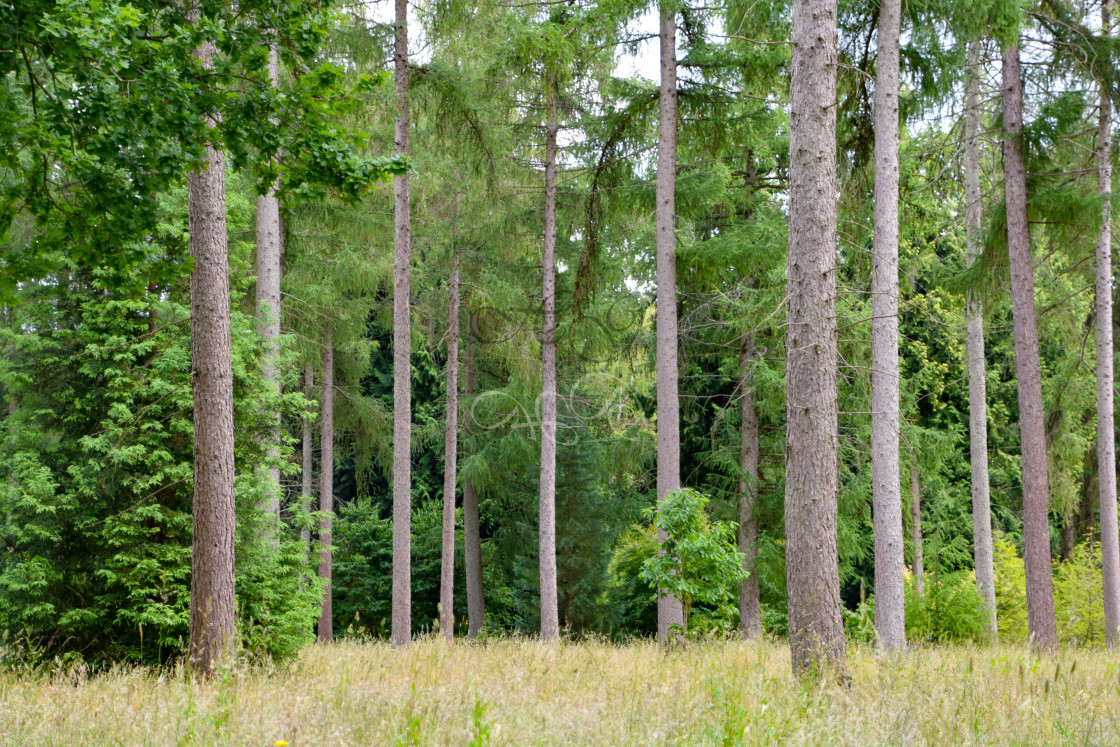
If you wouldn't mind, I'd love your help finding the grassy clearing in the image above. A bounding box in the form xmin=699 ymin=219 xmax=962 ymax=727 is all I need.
xmin=1 ymin=638 xmax=1118 ymax=745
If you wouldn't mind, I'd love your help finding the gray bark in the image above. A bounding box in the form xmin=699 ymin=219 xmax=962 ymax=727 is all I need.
xmin=391 ymin=0 xmax=412 ymax=649
xmin=655 ymin=4 xmax=686 ymax=643
xmin=870 ymin=0 xmax=907 ymax=653
xmin=910 ymin=463 xmax=924 ymax=596
xmin=964 ymin=39 xmax=997 ymax=635
xmin=317 ymin=338 xmax=334 ymax=642
xmin=738 ymin=333 xmax=762 ymax=639
xmin=440 ymin=251 xmax=460 ymax=641
xmin=462 ymin=321 xmax=485 ymax=637
xmin=255 ymin=43 xmax=283 ymax=522
xmin=301 ymin=365 xmax=315 ymax=556
xmin=539 ymin=94 xmax=560 ymax=643
xmin=1002 ymin=41 xmax=1058 ymax=650
xmin=186 ymin=23 xmax=237 ymax=678
xmin=785 ymin=0 xmax=846 ymax=677
xmin=1096 ymin=0 xmax=1120 ymax=649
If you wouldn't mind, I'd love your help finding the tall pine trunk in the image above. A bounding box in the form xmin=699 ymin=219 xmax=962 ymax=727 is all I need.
xmin=301 ymin=365 xmax=315 ymax=556
xmin=655 ymin=3 xmax=685 ymax=643
xmin=870 ymin=0 xmax=906 ymax=653
xmin=186 ymin=14 xmax=236 ymax=677
xmin=539 ymin=93 xmax=560 ymax=643
xmin=1096 ymin=0 xmax=1120 ymax=649
xmin=391 ymin=0 xmax=412 ymax=649
xmin=317 ymin=337 xmax=334 ymax=642
xmin=964 ymin=38 xmax=997 ymax=635
xmin=1002 ymin=41 xmax=1058 ymax=650
xmin=786 ymin=0 xmax=845 ymax=677
xmin=440 ymin=253 xmax=460 ymax=641
xmin=910 ymin=463 xmax=924 ymax=596
xmin=462 ymin=319 xmax=485 ymax=637
xmin=738 ymin=333 xmax=762 ymax=639
xmin=255 ymin=42 xmax=283 ymax=522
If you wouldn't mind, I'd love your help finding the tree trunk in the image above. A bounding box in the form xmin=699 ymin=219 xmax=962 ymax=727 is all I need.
xmin=440 ymin=252 xmax=460 ymax=641
xmin=738 ymin=333 xmax=762 ymax=639
xmin=785 ymin=0 xmax=845 ymax=678
xmin=317 ymin=338 xmax=334 ymax=642
xmin=391 ymin=0 xmax=412 ymax=649
xmin=910 ymin=463 xmax=924 ymax=596
xmin=870 ymin=0 xmax=907 ymax=653
xmin=655 ymin=3 xmax=686 ymax=644
xmin=539 ymin=92 xmax=560 ymax=644
xmin=186 ymin=19 xmax=237 ymax=678
xmin=1002 ymin=41 xmax=1058 ymax=650
xmin=1096 ymin=0 xmax=1120 ymax=649
xmin=255 ymin=42 xmax=283 ymax=523
xmin=301 ymin=365 xmax=315 ymax=557
xmin=462 ymin=318 xmax=485 ymax=637
xmin=964 ymin=38 xmax=997 ymax=636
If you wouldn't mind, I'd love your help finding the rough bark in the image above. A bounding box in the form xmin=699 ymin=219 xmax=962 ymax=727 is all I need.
xmin=391 ymin=0 xmax=412 ymax=649
xmin=186 ymin=22 xmax=237 ymax=678
xmin=1096 ymin=0 xmax=1120 ymax=649
xmin=317 ymin=338 xmax=334 ymax=642
xmin=655 ymin=3 xmax=686 ymax=643
xmin=462 ymin=320 xmax=485 ymax=637
xmin=910 ymin=463 xmax=924 ymax=596
xmin=301 ymin=365 xmax=315 ymax=555
xmin=1002 ymin=41 xmax=1058 ymax=650
xmin=785 ymin=0 xmax=846 ymax=677
xmin=440 ymin=252 xmax=460 ymax=641
xmin=964 ymin=39 xmax=997 ymax=635
xmin=870 ymin=0 xmax=907 ymax=653
xmin=255 ymin=42 xmax=283 ymax=522
xmin=539 ymin=93 xmax=560 ymax=644
xmin=738 ymin=333 xmax=762 ymax=639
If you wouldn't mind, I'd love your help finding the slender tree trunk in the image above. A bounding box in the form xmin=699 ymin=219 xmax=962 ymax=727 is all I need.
xmin=738 ymin=333 xmax=762 ymax=639
xmin=462 ymin=319 xmax=485 ymax=637
xmin=186 ymin=16 xmax=236 ymax=678
xmin=440 ymin=252 xmax=460 ymax=641
xmin=964 ymin=39 xmax=997 ymax=635
xmin=1096 ymin=0 xmax=1120 ymax=649
xmin=391 ymin=0 xmax=412 ymax=649
xmin=317 ymin=338 xmax=334 ymax=642
xmin=301 ymin=365 xmax=315 ymax=556
xmin=1002 ymin=41 xmax=1058 ymax=650
xmin=255 ymin=42 xmax=283 ymax=523
xmin=785 ymin=0 xmax=845 ymax=678
xmin=539 ymin=92 xmax=560 ymax=644
xmin=870 ymin=0 xmax=907 ymax=653
xmin=655 ymin=3 xmax=686 ymax=644
xmin=910 ymin=463 xmax=924 ymax=596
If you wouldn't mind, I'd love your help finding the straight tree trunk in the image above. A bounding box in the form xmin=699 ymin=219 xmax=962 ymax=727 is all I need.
xmin=1002 ymin=41 xmax=1058 ymax=650
xmin=870 ymin=0 xmax=907 ymax=653
xmin=655 ymin=3 xmax=686 ymax=643
xmin=301 ymin=365 xmax=315 ymax=556
xmin=738 ymin=333 xmax=762 ymax=639
xmin=964 ymin=38 xmax=997 ymax=635
xmin=910 ymin=463 xmax=924 ymax=596
xmin=539 ymin=92 xmax=560 ymax=643
xmin=785 ymin=0 xmax=846 ymax=678
xmin=186 ymin=16 xmax=237 ymax=678
xmin=1096 ymin=0 xmax=1120 ymax=649
xmin=255 ymin=42 xmax=283 ymax=523
xmin=440 ymin=252 xmax=460 ymax=641
xmin=462 ymin=319 xmax=485 ymax=637
xmin=317 ymin=338 xmax=334 ymax=642
xmin=391 ymin=0 xmax=412 ymax=649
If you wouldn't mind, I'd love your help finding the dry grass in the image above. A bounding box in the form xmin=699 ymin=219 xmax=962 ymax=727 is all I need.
xmin=1 ymin=638 xmax=1118 ymax=745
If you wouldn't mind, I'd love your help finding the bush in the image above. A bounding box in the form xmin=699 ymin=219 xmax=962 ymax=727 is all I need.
xmin=992 ymin=532 xmax=1029 ymax=643
xmin=904 ymin=571 xmax=988 ymax=643
xmin=1054 ymin=539 xmax=1106 ymax=646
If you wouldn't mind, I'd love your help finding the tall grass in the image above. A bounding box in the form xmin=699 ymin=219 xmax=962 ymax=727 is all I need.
xmin=1 ymin=638 xmax=1118 ymax=744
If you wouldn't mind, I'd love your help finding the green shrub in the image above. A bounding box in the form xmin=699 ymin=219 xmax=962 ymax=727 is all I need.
xmin=904 ymin=571 xmax=988 ymax=643
xmin=1054 ymin=539 xmax=1106 ymax=646
xmin=992 ymin=532 xmax=1029 ymax=643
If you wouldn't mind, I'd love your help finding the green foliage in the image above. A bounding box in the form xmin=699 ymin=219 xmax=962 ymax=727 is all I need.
xmin=904 ymin=572 xmax=989 ymax=644
xmin=993 ymin=533 xmax=1029 ymax=644
xmin=1053 ymin=540 xmax=1107 ymax=646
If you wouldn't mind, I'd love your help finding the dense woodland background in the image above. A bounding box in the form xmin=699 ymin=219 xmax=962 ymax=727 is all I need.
xmin=2 ymin=0 xmax=1119 ymax=673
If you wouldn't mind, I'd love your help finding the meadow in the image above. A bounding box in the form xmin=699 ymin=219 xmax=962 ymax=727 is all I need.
xmin=1 ymin=638 xmax=1118 ymax=745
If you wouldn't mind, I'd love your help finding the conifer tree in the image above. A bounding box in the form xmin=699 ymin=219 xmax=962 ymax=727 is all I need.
xmin=318 ymin=337 xmax=334 ymax=642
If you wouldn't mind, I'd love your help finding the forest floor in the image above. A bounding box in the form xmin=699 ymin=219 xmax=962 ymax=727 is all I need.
xmin=0 ymin=637 xmax=1117 ymax=745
